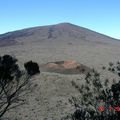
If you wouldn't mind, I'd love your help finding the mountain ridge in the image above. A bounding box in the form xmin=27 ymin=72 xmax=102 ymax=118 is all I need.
xmin=0 ymin=22 xmax=119 ymax=47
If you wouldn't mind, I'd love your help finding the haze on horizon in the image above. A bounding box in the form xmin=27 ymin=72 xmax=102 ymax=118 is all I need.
xmin=0 ymin=0 xmax=120 ymax=39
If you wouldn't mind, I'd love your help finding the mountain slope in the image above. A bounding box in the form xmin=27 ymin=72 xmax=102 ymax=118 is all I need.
xmin=0 ymin=23 xmax=119 ymax=47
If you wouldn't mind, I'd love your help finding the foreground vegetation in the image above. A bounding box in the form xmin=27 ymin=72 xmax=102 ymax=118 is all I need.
xmin=0 ymin=55 xmax=40 ymax=119
xmin=62 ymin=62 xmax=120 ymax=120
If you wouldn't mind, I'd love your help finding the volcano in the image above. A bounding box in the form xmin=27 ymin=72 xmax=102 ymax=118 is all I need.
xmin=0 ymin=23 xmax=119 ymax=47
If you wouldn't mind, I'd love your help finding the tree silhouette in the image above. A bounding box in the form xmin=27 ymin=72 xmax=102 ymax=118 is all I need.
xmin=0 ymin=55 xmax=30 ymax=118
xmin=24 ymin=61 xmax=40 ymax=76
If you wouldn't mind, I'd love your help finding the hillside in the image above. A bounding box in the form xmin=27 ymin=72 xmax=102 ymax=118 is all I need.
xmin=0 ymin=23 xmax=119 ymax=47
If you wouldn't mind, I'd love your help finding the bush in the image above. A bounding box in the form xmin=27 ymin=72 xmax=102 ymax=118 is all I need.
xmin=24 ymin=61 xmax=40 ymax=76
xmin=0 ymin=55 xmax=21 ymax=82
xmin=65 ymin=65 xmax=120 ymax=120
xmin=109 ymin=62 xmax=113 ymax=67
xmin=111 ymin=81 xmax=120 ymax=101
xmin=0 ymin=55 xmax=30 ymax=118
xmin=102 ymin=66 xmax=106 ymax=70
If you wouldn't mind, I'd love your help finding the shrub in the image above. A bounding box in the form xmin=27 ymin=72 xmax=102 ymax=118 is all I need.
xmin=72 ymin=109 xmax=90 ymax=120
xmin=65 ymin=66 xmax=120 ymax=120
xmin=24 ymin=61 xmax=40 ymax=76
xmin=111 ymin=68 xmax=115 ymax=72
xmin=109 ymin=62 xmax=113 ymax=67
xmin=102 ymin=66 xmax=106 ymax=70
xmin=0 ymin=55 xmax=30 ymax=118
xmin=0 ymin=55 xmax=21 ymax=82
xmin=111 ymin=81 xmax=120 ymax=101
xmin=108 ymin=67 xmax=111 ymax=71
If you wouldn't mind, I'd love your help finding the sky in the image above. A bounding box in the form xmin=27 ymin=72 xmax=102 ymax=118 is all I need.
xmin=0 ymin=0 xmax=120 ymax=39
